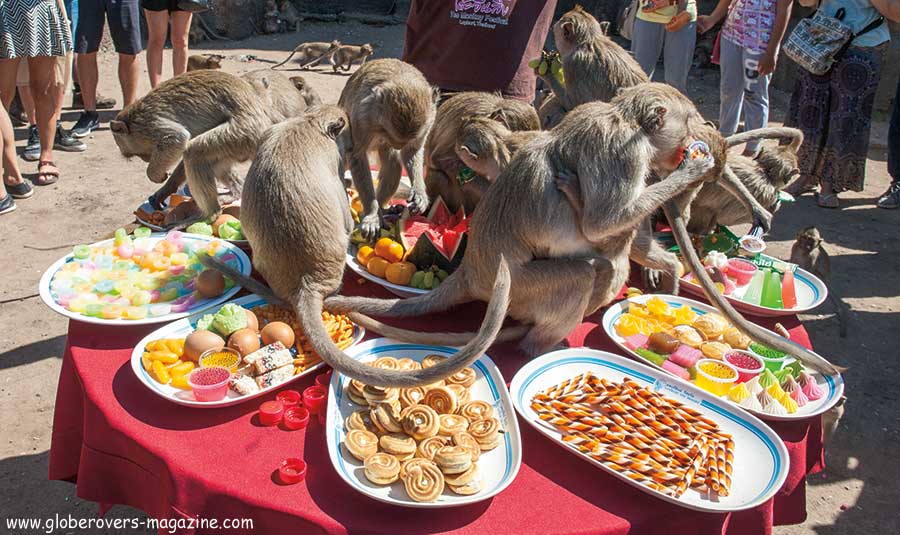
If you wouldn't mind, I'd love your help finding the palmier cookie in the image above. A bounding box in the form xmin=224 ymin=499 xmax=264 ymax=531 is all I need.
xmin=345 ymin=410 xmax=377 ymax=433
xmin=433 ymin=445 xmax=472 ymax=474
xmin=396 ymin=357 xmax=421 ymax=371
xmin=379 ymin=433 xmax=417 ymax=461
xmin=348 ymin=379 xmax=368 ymax=405
xmin=371 ymin=356 xmax=399 ymax=370
xmin=424 ymin=386 xmax=458 ymax=414
xmin=345 ymin=429 xmax=379 ymax=461
xmin=364 ymin=453 xmax=401 ymax=485
xmin=446 ymin=384 xmax=470 ymax=405
xmin=400 ymin=405 xmax=440 ymax=440
xmin=469 ymin=418 xmax=502 ymax=450
xmin=416 ymin=436 xmax=449 ymax=460
xmin=363 ymin=384 xmax=399 ymax=406
xmin=451 ymin=431 xmax=481 ymax=462
xmin=459 ymin=400 xmax=494 ymax=423
xmin=438 ymin=413 xmax=469 ymax=436
xmin=398 ymin=386 xmax=427 ymax=408
xmin=449 ymin=479 xmax=482 ymax=495
xmin=444 ymin=463 xmax=478 ymax=486
xmin=370 ymin=402 xmax=403 ymax=433
xmin=421 ymin=354 xmax=447 ymax=368
xmin=445 ymin=367 xmax=476 ymax=388
xmin=403 ymin=461 xmax=444 ymax=502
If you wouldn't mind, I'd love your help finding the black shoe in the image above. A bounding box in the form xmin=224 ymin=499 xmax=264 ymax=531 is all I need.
xmin=22 ymin=125 xmax=40 ymax=162
xmin=54 ymin=123 xmax=86 ymax=152
xmin=5 ymin=180 xmax=34 ymax=199
xmin=70 ymin=111 xmax=100 ymax=138
xmin=0 ymin=194 xmax=16 ymax=215
xmin=877 ymin=181 xmax=900 ymax=209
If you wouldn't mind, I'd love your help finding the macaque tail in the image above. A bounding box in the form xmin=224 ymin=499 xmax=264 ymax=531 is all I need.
xmin=299 ymin=256 xmax=513 ymax=387
xmin=270 ymin=46 xmax=302 ymax=70
xmin=197 ymin=254 xmax=291 ymax=308
xmin=346 ymin=312 xmax=529 ymax=346
xmin=725 ymin=127 xmax=804 ymax=151
xmin=663 ymin=200 xmax=843 ymax=376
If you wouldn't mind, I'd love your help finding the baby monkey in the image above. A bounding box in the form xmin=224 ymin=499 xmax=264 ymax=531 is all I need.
xmin=271 ymin=40 xmax=342 ymax=70
xmin=790 ymin=226 xmax=847 ymax=336
xmin=186 ymin=54 xmax=224 ymax=71
xmin=332 ymin=44 xmax=375 ymax=72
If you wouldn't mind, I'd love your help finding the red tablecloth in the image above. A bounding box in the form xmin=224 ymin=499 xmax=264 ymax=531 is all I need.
xmin=49 ymin=275 xmax=824 ymax=535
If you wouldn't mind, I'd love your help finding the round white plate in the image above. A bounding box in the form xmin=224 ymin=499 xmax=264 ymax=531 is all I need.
xmin=601 ymin=294 xmax=844 ymax=422
xmin=135 ymin=200 xmax=250 ymax=248
xmin=509 ymin=349 xmax=790 ymax=513
xmin=679 ymin=263 xmax=827 ymax=317
xmin=326 ymin=338 xmax=522 ymax=508
xmin=39 ymin=233 xmax=251 ymax=326
xmin=345 ymin=253 xmax=429 ymax=298
xmin=130 ymin=294 xmax=365 ymax=408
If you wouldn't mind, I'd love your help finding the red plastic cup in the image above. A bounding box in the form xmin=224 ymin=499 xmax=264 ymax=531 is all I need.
xmin=283 ymin=406 xmax=310 ymax=430
xmin=259 ymin=400 xmax=285 ymax=426
xmin=278 ymin=458 xmax=307 ymax=484
xmin=724 ymin=350 xmax=764 ymax=383
xmin=187 ymin=366 xmax=231 ymax=402
xmin=275 ymin=389 xmax=301 ymax=408
xmin=726 ymin=258 xmax=757 ymax=286
xmin=315 ymin=371 xmax=332 ymax=388
xmin=303 ymin=385 xmax=326 ymax=415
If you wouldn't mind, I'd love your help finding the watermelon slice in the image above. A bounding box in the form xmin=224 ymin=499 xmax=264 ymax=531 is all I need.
xmin=400 ymin=197 xmax=469 ymax=272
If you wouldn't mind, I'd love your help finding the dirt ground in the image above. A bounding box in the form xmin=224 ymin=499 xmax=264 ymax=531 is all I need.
xmin=1 ymin=21 xmax=898 ymax=535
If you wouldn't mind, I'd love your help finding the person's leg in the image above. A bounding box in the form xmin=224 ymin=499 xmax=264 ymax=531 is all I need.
xmin=630 ymin=19 xmax=665 ymax=80
xmin=52 ymin=53 xmax=86 ymax=153
xmin=783 ymin=66 xmax=829 ymax=196
xmin=28 ymin=56 xmax=63 ymax=185
xmin=661 ymin=18 xmax=696 ymax=95
xmin=736 ymin=47 xmax=770 ymax=155
xmin=877 ymin=76 xmax=900 ymax=208
xmin=144 ymin=9 xmax=168 ymax=88
xmin=0 ymin=66 xmax=28 ymax=207
xmin=108 ymin=0 xmax=143 ymax=106
xmin=717 ymin=38 xmax=745 ymax=138
xmin=18 ymin=84 xmax=42 ymax=162
xmin=19 ymin=85 xmax=37 ymax=125
xmin=170 ymin=11 xmax=193 ymax=78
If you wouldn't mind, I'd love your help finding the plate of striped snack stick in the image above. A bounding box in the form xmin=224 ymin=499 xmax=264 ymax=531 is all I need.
xmin=509 ymin=349 xmax=789 ymax=512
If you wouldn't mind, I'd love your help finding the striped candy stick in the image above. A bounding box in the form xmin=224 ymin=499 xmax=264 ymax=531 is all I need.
xmin=674 ymin=438 xmax=710 ymax=497
xmin=704 ymin=440 xmax=723 ymax=493
xmin=543 ymin=373 xmax=591 ymax=399
xmin=717 ymin=438 xmax=735 ymax=496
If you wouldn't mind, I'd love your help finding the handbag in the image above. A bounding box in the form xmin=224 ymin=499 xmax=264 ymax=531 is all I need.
xmin=178 ymin=0 xmax=210 ymax=13
xmin=784 ymin=7 xmax=884 ymax=75
xmin=618 ymin=0 xmax=638 ymax=41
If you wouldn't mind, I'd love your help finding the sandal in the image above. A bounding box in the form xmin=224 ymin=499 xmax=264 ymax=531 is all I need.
xmin=784 ymin=178 xmax=817 ymax=197
xmin=36 ymin=160 xmax=59 ymax=186
xmin=815 ymin=192 xmax=840 ymax=209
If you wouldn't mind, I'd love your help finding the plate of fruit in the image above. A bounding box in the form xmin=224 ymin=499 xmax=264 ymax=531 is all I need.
xmin=601 ymin=294 xmax=844 ymax=421
xmin=346 ymin=198 xmax=467 ymax=298
xmin=131 ymin=295 xmax=365 ymax=407
xmin=39 ymin=229 xmax=251 ymax=326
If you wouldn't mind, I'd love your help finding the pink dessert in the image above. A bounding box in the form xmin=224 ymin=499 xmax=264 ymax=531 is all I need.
xmin=724 ymin=351 xmax=764 ymax=383
xmin=662 ymin=359 xmax=690 ymax=381
xmin=668 ymin=345 xmax=702 ymax=368
xmin=188 ymin=366 xmax=231 ymax=402
xmin=624 ymin=333 xmax=649 ymax=351
xmin=727 ymin=258 xmax=758 ymax=286
xmin=800 ymin=373 xmax=824 ymax=401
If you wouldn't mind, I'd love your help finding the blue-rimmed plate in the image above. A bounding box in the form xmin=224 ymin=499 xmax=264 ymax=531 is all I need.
xmin=345 ymin=253 xmax=429 ymax=298
xmin=39 ymin=233 xmax=251 ymax=326
xmin=509 ymin=349 xmax=790 ymax=512
xmin=129 ymin=294 xmax=364 ymax=408
xmin=325 ymin=338 xmax=522 ymax=507
xmin=602 ymin=294 xmax=844 ymax=422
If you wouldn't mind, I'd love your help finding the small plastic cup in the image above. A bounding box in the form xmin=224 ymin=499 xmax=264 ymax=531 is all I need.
xmin=724 ymin=350 xmax=764 ymax=383
xmin=283 ymin=406 xmax=310 ymax=430
xmin=187 ymin=366 xmax=231 ymax=402
xmin=315 ymin=371 xmax=332 ymax=388
xmin=199 ymin=347 xmax=241 ymax=373
xmin=694 ymin=359 xmax=739 ymax=397
xmin=278 ymin=458 xmax=307 ymax=484
xmin=748 ymin=344 xmax=788 ymax=372
xmin=303 ymin=385 xmax=327 ymax=415
xmin=726 ymin=258 xmax=757 ymax=286
xmin=275 ymin=389 xmax=301 ymax=408
xmin=259 ymin=400 xmax=285 ymax=426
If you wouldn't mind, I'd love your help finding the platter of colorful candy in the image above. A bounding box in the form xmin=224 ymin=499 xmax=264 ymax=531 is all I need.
xmin=601 ymin=294 xmax=844 ymax=422
xmin=509 ymin=349 xmax=789 ymax=512
xmin=130 ymin=295 xmax=365 ymax=407
xmin=39 ymin=229 xmax=251 ymax=326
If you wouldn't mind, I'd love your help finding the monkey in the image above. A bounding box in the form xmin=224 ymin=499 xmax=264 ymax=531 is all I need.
xmin=822 ymin=395 xmax=846 ymax=443
xmin=111 ymin=70 xmax=271 ymax=224
xmin=332 ymin=44 xmax=375 ymax=72
xmin=790 ymin=226 xmax=848 ymax=337
xmin=289 ymin=75 xmax=323 ymax=107
xmin=454 ymin=116 xmax=542 ymax=182
xmin=186 ymin=54 xmax=224 ymax=72
xmin=271 ymin=40 xmax=342 ymax=70
xmin=241 ymin=69 xmax=319 ymax=123
xmin=339 ymin=59 xmax=438 ymax=240
xmin=424 ymin=92 xmax=540 ymax=214
xmin=197 ymin=105 xmax=513 ymax=388
xmin=279 ymin=0 xmax=300 ymax=32
xmin=188 ymin=21 xmax=207 ymax=45
xmin=538 ymin=93 xmax=567 ymax=129
xmin=263 ymin=0 xmax=282 ymax=34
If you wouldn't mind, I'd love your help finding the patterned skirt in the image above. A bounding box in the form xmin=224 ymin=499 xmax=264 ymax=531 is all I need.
xmin=784 ymin=44 xmax=887 ymax=193
xmin=0 ymin=0 xmax=72 ymax=59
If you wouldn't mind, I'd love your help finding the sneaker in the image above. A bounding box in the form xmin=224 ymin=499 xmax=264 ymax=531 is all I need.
xmin=72 ymin=91 xmax=117 ymax=110
xmin=22 ymin=125 xmax=40 ymax=162
xmin=876 ymin=181 xmax=900 ymax=209
xmin=70 ymin=111 xmax=100 ymax=138
xmin=54 ymin=123 xmax=86 ymax=152
xmin=0 ymin=194 xmax=15 ymax=215
xmin=5 ymin=180 xmax=34 ymax=199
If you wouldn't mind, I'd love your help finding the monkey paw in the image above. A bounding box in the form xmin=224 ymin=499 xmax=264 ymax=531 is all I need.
xmin=753 ymin=210 xmax=773 ymax=234
xmin=406 ymin=189 xmax=430 ymax=215
xmin=359 ymin=213 xmax=382 ymax=241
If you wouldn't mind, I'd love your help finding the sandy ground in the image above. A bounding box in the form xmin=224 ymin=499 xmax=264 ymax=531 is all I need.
xmin=1 ymin=21 xmax=898 ymax=534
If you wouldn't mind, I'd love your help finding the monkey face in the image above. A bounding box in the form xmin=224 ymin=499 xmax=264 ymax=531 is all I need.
xmin=110 ymin=121 xmax=153 ymax=163
xmin=796 ymin=228 xmax=821 ymax=251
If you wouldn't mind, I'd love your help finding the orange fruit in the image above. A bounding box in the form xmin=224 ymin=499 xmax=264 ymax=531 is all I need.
xmin=374 ymin=238 xmax=404 ymax=263
xmin=357 ymin=245 xmax=376 ymax=266
xmin=385 ymin=262 xmax=416 ymax=286
xmin=366 ymin=256 xmax=390 ymax=278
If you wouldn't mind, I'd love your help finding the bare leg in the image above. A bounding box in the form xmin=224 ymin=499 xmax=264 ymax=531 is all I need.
xmin=0 ymin=80 xmax=24 ymax=191
xmin=144 ymin=9 xmax=168 ymax=88
xmin=118 ymin=53 xmax=140 ymax=107
xmin=28 ymin=56 xmax=62 ymax=182
xmin=401 ymin=142 xmax=429 ymax=214
xmin=76 ymin=52 xmax=99 ymax=112
xmin=170 ymin=11 xmax=193 ymax=77
xmin=18 ymin=85 xmax=37 ymax=125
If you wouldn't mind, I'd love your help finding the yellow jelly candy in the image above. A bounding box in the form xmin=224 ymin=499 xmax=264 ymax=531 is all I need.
xmin=672 ymin=305 xmax=697 ymax=325
xmin=151 ymin=257 xmax=172 ymax=271
xmin=646 ymin=297 xmax=670 ymax=317
xmin=100 ymin=305 xmax=125 ymax=319
xmin=615 ymin=314 xmax=641 ymax=337
xmin=149 ymin=350 xmax=180 ymax=364
xmin=170 ymin=252 xmax=189 ymax=265
xmin=169 ymin=361 xmax=194 ymax=378
xmin=123 ymin=306 xmax=147 ymax=320
xmin=141 ymin=353 xmax=153 ymax=372
xmin=170 ymin=375 xmax=191 ymax=390
xmin=163 ymin=338 xmax=185 ymax=356
xmin=150 ymin=359 xmax=171 ymax=384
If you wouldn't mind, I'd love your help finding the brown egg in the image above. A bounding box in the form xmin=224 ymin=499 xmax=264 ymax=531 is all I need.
xmin=227 ymin=328 xmax=261 ymax=357
xmin=212 ymin=214 xmax=239 ymax=237
xmin=196 ymin=269 xmax=225 ymax=298
xmin=184 ymin=330 xmax=225 ymax=362
xmin=261 ymin=321 xmax=295 ymax=348
xmin=222 ymin=204 xmax=241 ymax=219
xmin=244 ymin=309 xmax=259 ymax=332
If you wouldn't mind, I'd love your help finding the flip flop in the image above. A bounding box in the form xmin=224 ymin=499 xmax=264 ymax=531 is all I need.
xmin=815 ymin=192 xmax=839 ymax=209
xmin=36 ymin=160 xmax=60 ymax=186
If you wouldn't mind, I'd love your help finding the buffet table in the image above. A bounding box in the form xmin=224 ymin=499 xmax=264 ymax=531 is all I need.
xmin=49 ymin=274 xmax=824 ymax=535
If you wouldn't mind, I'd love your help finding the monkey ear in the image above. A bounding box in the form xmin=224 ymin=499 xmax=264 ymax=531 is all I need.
xmin=489 ymin=109 xmax=512 ymax=130
xmin=325 ymin=116 xmax=347 ymax=139
xmin=562 ymin=21 xmax=575 ymax=41
xmin=599 ymin=21 xmax=610 ymax=35
xmin=110 ymin=120 xmax=129 ymax=134
xmin=642 ymin=106 xmax=667 ymax=133
xmin=290 ymin=76 xmax=306 ymax=90
xmin=431 ymin=86 xmax=441 ymax=105
xmin=457 ymin=145 xmax=478 ymax=161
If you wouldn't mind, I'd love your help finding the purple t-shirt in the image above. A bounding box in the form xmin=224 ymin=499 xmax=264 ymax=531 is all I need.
xmin=721 ymin=0 xmax=777 ymax=54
